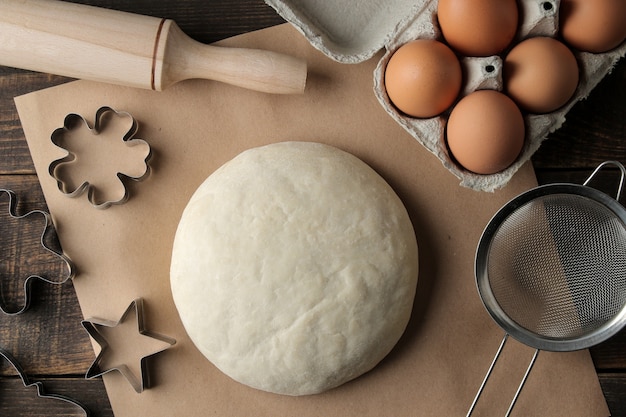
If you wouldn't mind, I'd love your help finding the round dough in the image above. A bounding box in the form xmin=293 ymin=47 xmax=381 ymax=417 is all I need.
xmin=170 ymin=142 xmax=418 ymax=396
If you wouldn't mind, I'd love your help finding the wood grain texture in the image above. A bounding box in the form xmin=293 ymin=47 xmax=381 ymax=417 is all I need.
xmin=0 ymin=176 xmax=94 ymax=376
xmin=599 ymin=374 xmax=626 ymax=417
xmin=0 ymin=377 xmax=112 ymax=417
xmin=592 ymin=329 xmax=626 ymax=371
xmin=0 ymin=69 xmax=70 ymax=174
xmin=0 ymin=0 xmax=625 ymax=416
xmin=533 ymin=58 xmax=626 ymax=169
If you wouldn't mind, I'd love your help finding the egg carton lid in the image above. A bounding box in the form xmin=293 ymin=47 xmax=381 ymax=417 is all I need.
xmin=264 ymin=0 xmax=429 ymax=63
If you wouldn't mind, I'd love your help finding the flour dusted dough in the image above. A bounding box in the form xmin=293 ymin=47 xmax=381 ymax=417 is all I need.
xmin=170 ymin=142 xmax=418 ymax=396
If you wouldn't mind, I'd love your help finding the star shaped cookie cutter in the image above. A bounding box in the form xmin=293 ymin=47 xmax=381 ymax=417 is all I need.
xmin=48 ymin=106 xmax=152 ymax=210
xmin=0 ymin=346 xmax=90 ymax=416
xmin=81 ymin=298 xmax=176 ymax=393
xmin=0 ymin=189 xmax=76 ymax=315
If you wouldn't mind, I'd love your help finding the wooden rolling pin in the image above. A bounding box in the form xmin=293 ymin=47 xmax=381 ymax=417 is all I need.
xmin=0 ymin=0 xmax=307 ymax=94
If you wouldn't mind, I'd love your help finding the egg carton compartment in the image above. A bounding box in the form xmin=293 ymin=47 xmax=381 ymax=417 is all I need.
xmin=266 ymin=0 xmax=626 ymax=191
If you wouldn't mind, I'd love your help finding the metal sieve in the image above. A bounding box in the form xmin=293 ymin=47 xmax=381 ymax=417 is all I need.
xmin=467 ymin=161 xmax=626 ymax=417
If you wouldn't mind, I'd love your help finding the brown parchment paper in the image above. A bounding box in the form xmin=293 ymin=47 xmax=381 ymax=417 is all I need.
xmin=15 ymin=24 xmax=609 ymax=417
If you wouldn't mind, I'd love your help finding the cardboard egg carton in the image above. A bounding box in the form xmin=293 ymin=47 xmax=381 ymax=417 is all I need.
xmin=265 ymin=0 xmax=626 ymax=191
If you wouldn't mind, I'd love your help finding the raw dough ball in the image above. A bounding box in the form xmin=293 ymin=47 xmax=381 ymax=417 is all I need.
xmin=170 ymin=141 xmax=418 ymax=396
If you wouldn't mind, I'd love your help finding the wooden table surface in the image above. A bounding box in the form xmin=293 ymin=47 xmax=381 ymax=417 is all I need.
xmin=0 ymin=1 xmax=625 ymax=415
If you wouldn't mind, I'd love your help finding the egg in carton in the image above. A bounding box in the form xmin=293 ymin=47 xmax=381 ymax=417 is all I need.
xmin=265 ymin=0 xmax=626 ymax=191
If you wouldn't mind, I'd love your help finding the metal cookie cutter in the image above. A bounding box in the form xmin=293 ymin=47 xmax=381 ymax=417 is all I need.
xmin=48 ymin=106 xmax=152 ymax=209
xmin=82 ymin=298 xmax=176 ymax=393
xmin=0 ymin=346 xmax=90 ymax=416
xmin=0 ymin=189 xmax=75 ymax=315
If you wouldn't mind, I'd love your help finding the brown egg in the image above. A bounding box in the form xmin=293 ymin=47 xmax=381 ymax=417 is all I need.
xmin=560 ymin=0 xmax=626 ymax=53
xmin=446 ymin=90 xmax=525 ymax=175
xmin=438 ymin=0 xmax=518 ymax=56
xmin=384 ymin=40 xmax=462 ymax=118
xmin=504 ymin=37 xmax=579 ymax=114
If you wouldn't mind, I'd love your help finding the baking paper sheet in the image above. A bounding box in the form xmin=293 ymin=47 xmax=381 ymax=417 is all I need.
xmin=15 ymin=24 xmax=608 ymax=417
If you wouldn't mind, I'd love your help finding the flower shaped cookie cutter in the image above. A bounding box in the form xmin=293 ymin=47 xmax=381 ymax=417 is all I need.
xmin=48 ymin=106 xmax=152 ymax=209
xmin=0 ymin=346 xmax=90 ymax=415
xmin=0 ymin=189 xmax=75 ymax=315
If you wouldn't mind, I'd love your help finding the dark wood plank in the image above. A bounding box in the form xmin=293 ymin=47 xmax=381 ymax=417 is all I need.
xmin=70 ymin=0 xmax=286 ymax=44
xmin=0 ymin=279 xmax=93 ymax=376
xmin=535 ymin=164 xmax=626 ymax=204
xmin=598 ymin=373 xmax=626 ymax=417
xmin=0 ymin=176 xmax=94 ymax=376
xmin=592 ymin=329 xmax=626 ymax=371
xmin=0 ymin=376 xmax=112 ymax=417
xmin=532 ymin=58 xmax=626 ymax=170
xmin=0 ymin=68 xmax=71 ymax=174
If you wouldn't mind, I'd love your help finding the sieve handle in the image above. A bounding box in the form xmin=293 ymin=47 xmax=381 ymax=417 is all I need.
xmin=505 ymin=348 xmax=539 ymax=417
xmin=466 ymin=334 xmax=509 ymax=417
xmin=466 ymin=334 xmax=540 ymax=417
xmin=583 ymin=161 xmax=626 ymax=201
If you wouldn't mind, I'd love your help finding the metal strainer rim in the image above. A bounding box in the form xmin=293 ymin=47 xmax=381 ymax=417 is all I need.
xmin=475 ymin=182 xmax=626 ymax=352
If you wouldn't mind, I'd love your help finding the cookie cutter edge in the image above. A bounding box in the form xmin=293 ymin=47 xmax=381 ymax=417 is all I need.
xmin=48 ymin=106 xmax=152 ymax=210
xmin=0 ymin=189 xmax=76 ymax=315
xmin=81 ymin=298 xmax=176 ymax=393
xmin=0 ymin=346 xmax=90 ymax=416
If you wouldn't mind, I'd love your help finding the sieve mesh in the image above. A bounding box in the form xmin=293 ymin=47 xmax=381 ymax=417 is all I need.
xmin=486 ymin=193 xmax=626 ymax=340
